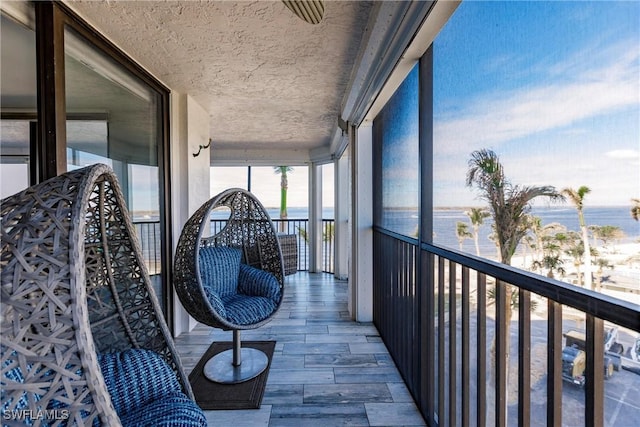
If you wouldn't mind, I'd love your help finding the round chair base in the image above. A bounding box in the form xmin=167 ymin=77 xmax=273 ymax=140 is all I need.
xmin=203 ymin=348 xmax=269 ymax=384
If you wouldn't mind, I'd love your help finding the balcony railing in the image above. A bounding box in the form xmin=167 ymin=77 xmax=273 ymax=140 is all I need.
xmin=133 ymin=220 xmax=162 ymax=275
xmin=373 ymin=227 xmax=640 ymax=427
xmin=132 ymin=218 xmax=335 ymax=275
xmin=212 ymin=218 xmax=335 ymax=274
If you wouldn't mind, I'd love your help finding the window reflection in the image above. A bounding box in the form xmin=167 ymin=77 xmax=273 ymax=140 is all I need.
xmin=375 ymin=64 xmax=419 ymax=237
xmin=64 ymin=25 xmax=164 ymax=310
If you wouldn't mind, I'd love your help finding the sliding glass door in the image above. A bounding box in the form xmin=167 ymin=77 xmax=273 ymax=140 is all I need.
xmin=0 ymin=13 xmax=36 ymax=198
xmin=1 ymin=3 xmax=173 ymax=324
xmin=64 ymin=26 xmax=166 ymax=308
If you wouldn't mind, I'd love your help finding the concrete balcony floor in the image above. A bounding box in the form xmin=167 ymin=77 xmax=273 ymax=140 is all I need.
xmin=174 ymin=272 xmax=426 ymax=426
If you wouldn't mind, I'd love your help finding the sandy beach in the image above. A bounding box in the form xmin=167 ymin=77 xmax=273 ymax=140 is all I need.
xmin=509 ymin=242 xmax=640 ymax=304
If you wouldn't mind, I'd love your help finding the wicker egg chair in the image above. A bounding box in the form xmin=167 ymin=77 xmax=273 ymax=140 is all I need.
xmin=174 ymin=188 xmax=284 ymax=384
xmin=1 ymin=164 xmax=205 ymax=426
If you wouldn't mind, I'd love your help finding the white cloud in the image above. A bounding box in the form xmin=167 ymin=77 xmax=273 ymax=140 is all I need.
xmin=432 ymin=36 xmax=640 ymax=206
xmin=606 ymin=149 xmax=639 ymax=160
xmin=434 ymin=39 xmax=640 ymax=156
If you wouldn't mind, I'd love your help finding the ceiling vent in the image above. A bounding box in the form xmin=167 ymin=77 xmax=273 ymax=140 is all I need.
xmin=282 ymin=0 xmax=324 ymax=25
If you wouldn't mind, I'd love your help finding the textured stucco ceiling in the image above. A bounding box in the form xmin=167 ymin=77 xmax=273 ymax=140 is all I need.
xmin=67 ymin=0 xmax=374 ymax=155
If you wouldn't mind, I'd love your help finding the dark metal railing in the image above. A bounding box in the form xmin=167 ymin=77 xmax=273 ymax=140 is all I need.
xmin=272 ymin=219 xmax=310 ymax=272
xmin=373 ymin=227 xmax=640 ymax=427
xmin=321 ymin=219 xmax=334 ymax=274
xmin=133 ymin=220 xmax=162 ymax=275
xmin=210 ymin=218 xmax=335 ymax=274
xmin=132 ymin=218 xmax=335 ymax=276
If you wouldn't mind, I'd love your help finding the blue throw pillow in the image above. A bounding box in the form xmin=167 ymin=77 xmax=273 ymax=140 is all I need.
xmin=238 ymin=263 xmax=281 ymax=303
xmin=98 ymin=349 xmax=182 ymax=418
xmin=198 ymin=246 xmax=242 ymax=297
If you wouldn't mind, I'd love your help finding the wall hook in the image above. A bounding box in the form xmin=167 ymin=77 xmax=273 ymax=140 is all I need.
xmin=193 ymin=139 xmax=212 ymax=157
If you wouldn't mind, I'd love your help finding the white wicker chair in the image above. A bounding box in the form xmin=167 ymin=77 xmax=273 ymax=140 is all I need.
xmin=1 ymin=164 xmax=203 ymax=426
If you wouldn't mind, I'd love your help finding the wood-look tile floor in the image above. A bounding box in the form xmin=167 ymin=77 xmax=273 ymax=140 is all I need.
xmin=174 ymin=272 xmax=426 ymax=427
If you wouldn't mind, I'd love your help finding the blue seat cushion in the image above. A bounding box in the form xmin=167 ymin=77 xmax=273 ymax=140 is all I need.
xmin=203 ymin=286 xmax=227 ymax=319
xmin=199 ymin=246 xmax=242 ymax=297
xmin=98 ymin=349 xmax=206 ymax=426
xmin=221 ymin=294 xmax=278 ymax=325
xmin=238 ymin=264 xmax=281 ymax=303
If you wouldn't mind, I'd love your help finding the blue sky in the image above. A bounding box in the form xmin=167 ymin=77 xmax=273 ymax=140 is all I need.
xmin=432 ymin=0 xmax=640 ymax=207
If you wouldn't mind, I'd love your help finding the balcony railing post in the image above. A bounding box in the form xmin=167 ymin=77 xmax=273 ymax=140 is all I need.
xmin=422 ymin=250 xmax=435 ymax=426
xmin=585 ymin=315 xmax=604 ymax=427
xmin=477 ymin=273 xmax=487 ymax=427
xmin=518 ymin=289 xmax=531 ymax=427
xmin=495 ymin=280 xmax=508 ymax=427
xmin=461 ymin=266 xmax=470 ymax=427
xmin=547 ymin=300 xmax=563 ymax=426
xmin=437 ymin=256 xmax=445 ymax=424
xmin=449 ymin=260 xmax=457 ymax=427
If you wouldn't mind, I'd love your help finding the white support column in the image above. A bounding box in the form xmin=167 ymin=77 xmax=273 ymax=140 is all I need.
xmin=171 ymin=93 xmax=211 ymax=336
xmin=334 ymin=143 xmax=351 ymax=280
xmin=308 ymin=163 xmax=323 ymax=273
xmin=350 ymin=123 xmax=373 ymax=322
xmin=110 ymin=160 xmax=128 ymax=204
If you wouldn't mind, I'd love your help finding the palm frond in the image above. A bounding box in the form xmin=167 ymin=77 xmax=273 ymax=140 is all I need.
xmin=631 ymin=198 xmax=640 ymax=221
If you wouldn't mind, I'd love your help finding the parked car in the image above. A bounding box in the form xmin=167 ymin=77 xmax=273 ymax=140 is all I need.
xmin=564 ymin=327 xmax=624 ymax=360
xmin=562 ymin=345 xmax=588 ymax=386
xmin=561 ymin=328 xmax=622 ymax=386
xmin=621 ymin=336 xmax=640 ymax=376
xmin=627 ymin=336 xmax=640 ymax=362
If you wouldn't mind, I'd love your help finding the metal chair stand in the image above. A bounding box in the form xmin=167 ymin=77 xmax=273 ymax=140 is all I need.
xmin=203 ymin=330 xmax=269 ymax=384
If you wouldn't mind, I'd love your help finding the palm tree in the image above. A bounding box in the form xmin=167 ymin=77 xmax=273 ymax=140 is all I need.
xmin=465 ymin=207 xmax=490 ymax=256
xmin=531 ymin=230 xmax=568 ymax=279
xmin=297 ymin=225 xmax=308 ymax=243
xmin=526 ymin=215 xmax=545 ymax=261
xmin=455 ymin=221 xmax=472 ymax=251
xmin=323 ymin=222 xmax=334 ymax=241
xmin=487 ymin=286 xmax=539 ymax=312
xmin=591 ymin=225 xmax=625 ymax=252
xmin=487 ymin=229 xmax=501 ymax=259
xmin=593 ymin=258 xmax=613 ymax=292
xmin=631 ymin=198 xmax=640 ymax=221
xmin=274 ymin=166 xmax=294 ymax=232
xmin=466 ymin=148 xmax=562 ymax=385
xmin=562 ymin=186 xmax=593 ymax=290
xmin=532 ymin=255 xmax=566 ymax=279
xmin=520 ymin=235 xmax=535 ymax=268
xmin=534 ymin=222 xmax=566 ymax=262
xmin=467 ymin=149 xmax=563 ymax=265
xmin=564 ymin=232 xmax=585 ymax=286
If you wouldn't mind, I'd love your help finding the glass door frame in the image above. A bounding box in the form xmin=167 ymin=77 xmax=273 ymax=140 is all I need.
xmin=34 ymin=1 xmax=174 ymax=328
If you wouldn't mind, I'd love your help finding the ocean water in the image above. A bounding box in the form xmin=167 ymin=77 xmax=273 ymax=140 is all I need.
xmin=436 ymin=206 xmax=640 ymax=258
xmin=190 ymin=205 xmax=640 ymax=259
xmin=372 ymin=206 xmax=640 ymax=259
xmin=263 ymin=207 xmax=334 ymax=221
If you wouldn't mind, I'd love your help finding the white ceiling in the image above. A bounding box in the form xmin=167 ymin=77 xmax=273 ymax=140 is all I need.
xmin=66 ymin=1 xmax=375 ymax=160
